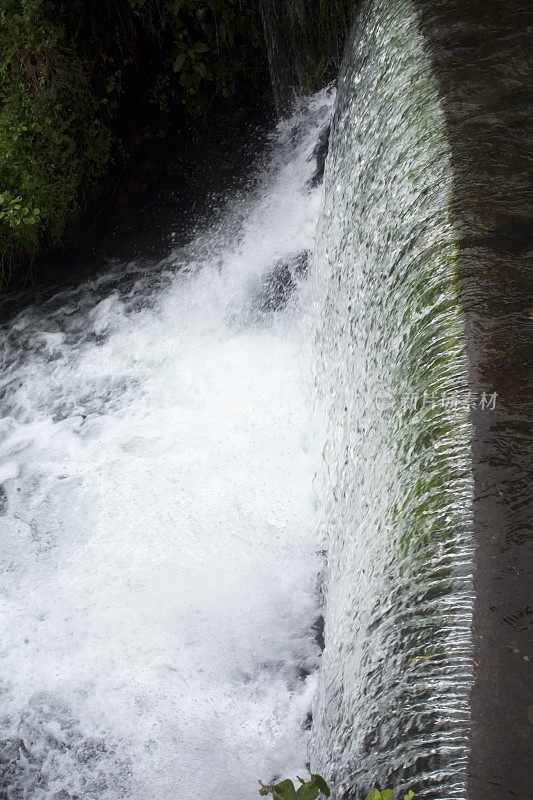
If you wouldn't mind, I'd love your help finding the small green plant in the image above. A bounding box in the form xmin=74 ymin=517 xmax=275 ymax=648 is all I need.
xmin=258 ymin=777 xmax=414 ymax=800
xmin=365 ymin=790 xmax=414 ymax=800
xmin=0 ymin=191 xmax=40 ymax=228
xmin=259 ymin=774 xmax=330 ymax=800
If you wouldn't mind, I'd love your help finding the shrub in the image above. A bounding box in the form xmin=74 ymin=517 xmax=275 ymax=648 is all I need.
xmin=0 ymin=0 xmax=110 ymax=282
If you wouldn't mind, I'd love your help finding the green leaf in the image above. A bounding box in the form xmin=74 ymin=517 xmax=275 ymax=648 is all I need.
xmin=194 ymin=42 xmax=209 ymax=53
xmin=296 ymin=785 xmax=319 ymax=800
xmin=404 ymin=792 xmax=415 ymax=800
xmin=366 ymin=791 xmax=382 ymax=800
xmin=381 ymin=791 xmax=393 ymax=800
xmin=311 ymin=775 xmax=330 ymax=797
xmin=273 ymin=780 xmax=296 ymax=800
xmin=173 ymin=52 xmax=186 ymax=72
xmin=194 ymin=62 xmax=213 ymax=80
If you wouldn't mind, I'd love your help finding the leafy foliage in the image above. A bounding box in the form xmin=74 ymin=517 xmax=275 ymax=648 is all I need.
xmin=0 ymin=0 xmax=349 ymax=286
xmin=0 ymin=0 xmax=267 ymax=284
xmin=0 ymin=0 xmax=110 ymax=281
xmin=259 ymin=774 xmax=331 ymax=800
xmin=365 ymin=790 xmax=414 ymax=800
xmin=165 ymin=0 xmax=265 ymax=116
xmin=258 ymin=776 xmax=415 ymax=800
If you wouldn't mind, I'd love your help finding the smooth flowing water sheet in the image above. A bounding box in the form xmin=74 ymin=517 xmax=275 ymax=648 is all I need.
xmin=309 ymin=1 xmax=474 ymax=798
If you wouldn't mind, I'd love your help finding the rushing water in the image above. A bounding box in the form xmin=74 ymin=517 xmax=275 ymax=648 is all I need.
xmin=0 ymin=92 xmax=333 ymax=800
xmin=1 ymin=1 xmax=487 ymax=796
xmin=308 ymin=1 xmax=473 ymax=798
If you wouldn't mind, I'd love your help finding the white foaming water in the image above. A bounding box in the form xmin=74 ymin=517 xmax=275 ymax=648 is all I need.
xmin=0 ymin=91 xmax=333 ymax=800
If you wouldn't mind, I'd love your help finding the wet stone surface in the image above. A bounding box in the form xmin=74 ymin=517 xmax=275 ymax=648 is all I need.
xmin=413 ymin=1 xmax=533 ymax=797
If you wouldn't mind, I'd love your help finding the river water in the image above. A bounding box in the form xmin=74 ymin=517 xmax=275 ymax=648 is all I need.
xmin=2 ymin=0 xmax=527 ymax=795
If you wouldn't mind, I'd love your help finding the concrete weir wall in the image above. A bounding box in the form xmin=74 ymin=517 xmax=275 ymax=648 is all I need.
xmin=412 ymin=2 xmax=532 ymax=798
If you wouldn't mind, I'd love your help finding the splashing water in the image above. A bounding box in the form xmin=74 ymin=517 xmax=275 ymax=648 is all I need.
xmin=0 ymin=91 xmax=333 ymax=800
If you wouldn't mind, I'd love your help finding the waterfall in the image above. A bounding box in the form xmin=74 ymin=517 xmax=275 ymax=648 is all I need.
xmin=1 ymin=1 xmax=484 ymax=798
xmin=308 ymin=0 xmax=473 ymax=797
xmin=0 ymin=93 xmax=333 ymax=800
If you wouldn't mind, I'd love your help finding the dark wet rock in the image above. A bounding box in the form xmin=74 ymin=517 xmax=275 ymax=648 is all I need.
xmin=255 ymin=250 xmax=309 ymax=313
xmin=312 ymin=613 xmax=325 ymax=652
xmin=308 ymin=123 xmax=331 ymax=187
xmin=0 ymin=485 xmax=7 ymax=515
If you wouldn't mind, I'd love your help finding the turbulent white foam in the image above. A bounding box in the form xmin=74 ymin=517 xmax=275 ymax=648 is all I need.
xmin=0 ymin=91 xmax=333 ymax=800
